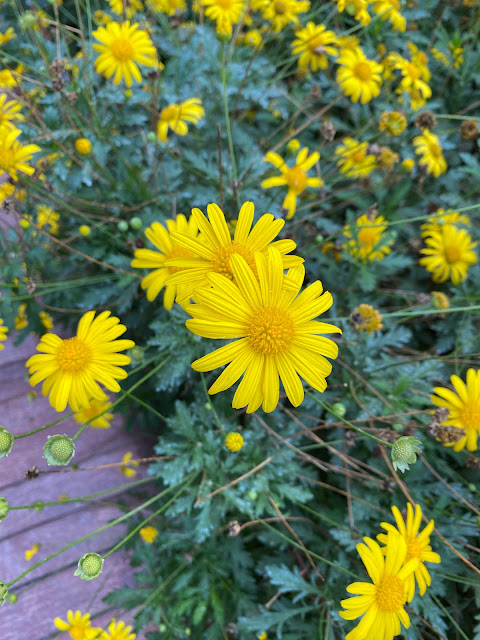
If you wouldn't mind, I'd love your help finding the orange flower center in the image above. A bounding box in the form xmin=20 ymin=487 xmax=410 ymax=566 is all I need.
xmin=460 ymin=404 xmax=480 ymax=429
xmin=211 ymin=241 xmax=256 ymax=280
xmin=0 ymin=148 xmax=15 ymax=171
xmin=161 ymin=104 xmax=181 ymax=123
xmin=406 ymin=62 xmax=420 ymax=80
xmin=111 ymin=38 xmax=134 ymax=62
xmin=375 ymin=575 xmax=406 ymax=612
xmin=247 ymin=306 xmax=294 ymax=355
xmin=354 ymin=61 xmax=372 ymax=81
xmin=57 ymin=337 xmax=91 ymax=372
xmin=166 ymin=247 xmax=194 ymax=274
xmin=429 ymin=141 xmax=442 ymax=157
xmin=215 ymin=0 xmax=234 ymax=8
xmin=444 ymin=245 xmax=461 ymax=263
xmin=351 ymin=149 xmax=365 ymax=163
xmin=308 ymin=35 xmax=324 ymax=52
xmin=285 ymin=166 xmax=308 ymax=193
xmin=274 ymin=0 xmax=287 ymax=13
xmin=69 ymin=625 xmax=90 ymax=640
xmin=358 ymin=227 xmax=378 ymax=250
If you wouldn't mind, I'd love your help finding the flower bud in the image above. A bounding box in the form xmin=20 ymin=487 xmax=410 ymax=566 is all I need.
xmin=79 ymin=225 xmax=91 ymax=237
xmin=19 ymin=11 xmax=37 ymax=29
xmin=147 ymin=131 xmax=157 ymax=143
xmin=0 ymin=427 xmax=14 ymax=459
xmin=225 ymin=432 xmax=244 ymax=452
xmin=75 ymin=138 xmax=92 ymax=155
xmin=391 ymin=436 xmax=422 ymax=473
xmin=8 ymin=593 xmax=17 ymax=604
xmin=331 ymin=402 xmax=346 ymax=417
xmin=128 ymin=346 xmax=144 ymax=365
xmin=74 ymin=552 xmax=104 ymax=580
xmin=0 ymin=498 xmax=9 ymax=522
xmin=0 ymin=582 xmax=8 ymax=606
xmin=129 ymin=217 xmax=142 ymax=230
xmin=117 ymin=220 xmax=129 ymax=233
xmin=43 ymin=434 xmax=75 ymax=466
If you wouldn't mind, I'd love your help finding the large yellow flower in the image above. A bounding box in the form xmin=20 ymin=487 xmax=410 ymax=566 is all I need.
xmin=431 ymin=369 xmax=480 ymax=452
xmin=337 ymin=50 xmax=383 ymax=104
xmin=26 ymin=311 xmax=135 ymax=412
xmin=378 ymin=504 xmax=441 ymax=602
xmin=186 ymin=246 xmax=341 ymax=413
xmin=261 ymin=147 xmax=323 ymax=219
xmin=339 ymin=532 xmax=418 ymax=640
xmin=54 ymin=610 xmax=101 ymax=640
xmin=0 ymin=127 xmax=40 ymax=181
xmin=413 ymin=130 xmax=447 ymax=177
xmin=131 ymin=214 xmax=200 ymax=307
xmin=0 ymin=319 xmax=8 ymax=350
xmin=343 ymin=213 xmax=394 ymax=262
xmin=73 ymin=398 xmax=114 ymax=429
xmin=203 ymin=0 xmax=245 ymax=36
xmin=291 ymin=22 xmax=338 ymax=71
xmin=419 ymin=224 xmax=477 ymax=285
xmin=335 ymin=138 xmax=376 ymax=178
xmin=93 ymin=21 xmax=157 ymax=86
xmin=261 ymin=0 xmax=310 ymax=33
xmin=0 ymin=93 xmax=23 ymax=130
xmin=165 ymin=201 xmax=303 ymax=304
xmin=156 ymin=98 xmax=204 ymax=142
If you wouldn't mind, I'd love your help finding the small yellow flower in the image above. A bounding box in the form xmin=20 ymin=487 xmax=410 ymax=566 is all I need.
xmin=225 ymin=432 xmax=244 ymax=451
xmin=15 ymin=303 xmax=28 ymax=330
xmin=333 ymin=0 xmax=371 ymax=25
xmin=139 ymin=525 xmax=158 ymax=543
xmin=0 ymin=319 xmax=8 ymax=350
xmin=54 ymin=610 xmax=101 ymax=640
xmin=343 ymin=213 xmax=394 ymax=262
xmin=413 ymin=130 xmax=447 ymax=177
xmin=0 ymin=127 xmax=40 ymax=181
xmin=378 ymin=146 xmax=399 ymax=172
xmin=258 ymin=634 xmax=268 ymax=640
xmin=0 ymin=27 xmax=16 ymax=46
xmin=372 ymin=0 xmax=406 ymax=31
xmin=39 ymin=311 xmax=54 ymax=331
xmin=80 ymin=225 xmax=91 ymax=236
xmin=109 ymin=0 xmax=143 ymax=18
xmin=431 ymin=291 xmax=449 ymax=311
xmin=75 ymin=138 xmax=92 ymax=155
xmin=202 ymin=0 xmax=245 ymax=37
xmin=261 ymin=0 xmax=310 ymax=33
xmin=24 ymin=543 xmax=40 ymax=561
xmin=0 ymin=94 xmax=24 ymax=131
xmin=402 ymin=158 xmax=414 ymax=172
xmin=0 ymin=182 xmax=15 ymax=205
xmin=36 ymin=204 xmax=60 ymax=235
xmin=101 ymin=620 xmax=136 ymax=640
xmin=120 ymin=451 xmax=139 ymax=477
xmin=420 ymin=208 xmax=470 ymax=238
xmin=419 ymin=224 xmax=477 ymax=285
xmin=147 ymin=0 xmax=186 ymax=15
xmin=74 ymin=398 xmax=114 ymax=429
xmin=378 ymin=110 xmax=407 ymax=136
xmin=335 ymin=138 xmax=376 ymax=179
xmin=337 ymin=49 xmax=383 ymax=104
xmin=156 ymin=98 xmax=204 ymax=142
xmin=242 ymin=29 xmax=263 ymax=47
xmin=291 ymin=22 xmax=338 ymax=72
xmin=286 ymin=138 xmax=300 ymax=153
xmin=350 ymin=304 xmax=383 ymax=334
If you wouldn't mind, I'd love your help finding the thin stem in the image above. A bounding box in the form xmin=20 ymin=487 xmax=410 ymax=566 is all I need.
xmin=200 ymin=372 xmax=225 ymax=434
xmin=221 ymin=43 xmax=240 ymax=209
xmin=14 ymin=411 xmax=74 ymax=440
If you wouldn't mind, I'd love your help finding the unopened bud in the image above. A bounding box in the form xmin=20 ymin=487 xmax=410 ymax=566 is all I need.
xmin=391 ymin=436 xmax=422 ymax=473
xmin=74 ymin=552 xmax=104 ymax=580
xmin=0 ymin=498 xmax=9 ymax=522
xmin=0 ymin=427 xmax=14 ymax=459
xmin=43 ymin=434 xmax=75 ymax=466
xmin=0 ymin=582 xmax=8 ymax=607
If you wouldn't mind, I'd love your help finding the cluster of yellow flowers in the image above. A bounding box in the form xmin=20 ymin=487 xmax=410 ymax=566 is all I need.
xmin=340 ymin=503 xmax=441 ymax=640
xmin=132 ymin=201 xmax=342 ymax=413
xmin=0 ymin=93 xmax=40 ymax=183
xmin=54 ymin=610 xmax=136 ymax=640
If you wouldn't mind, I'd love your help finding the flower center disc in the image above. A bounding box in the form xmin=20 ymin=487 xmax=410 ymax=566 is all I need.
xmin=429 ymin=142 xmax=442 ymax=157
xmin=161 ymin=104 xmax=181 ymax=122
xmin=286 ymin=167 xmax=308 ymax=193
xmin=354 ymin=61 xmax=372 ymax=81
xmin=247 ymin=305 xmax=294 ymax=355
xmin=57 ymin=337 xmax=91 ymax=373
xmin=358 ymin=227 xmax=378 ymax=251
xmin=444 ymin=245 xmax=461 ymax=263
xmin=70 ymin=625 xmax=88 ymax=640
xmin=274 ymin=0 xmax=287 ymax=13
xmin=111 ymin=38 xmax=134 ymax=62
xmin=460 ymin=405 xmax=480 ymax=429
xmin=406 ymin=62 xmax=420 ymax=80
xmin=212 ymin=241 xmax=256 ymax=280
xmin=375 ymin=575 xmax=405 ymax=612
xmin=0 ymin=149 xmax=15 ymax=171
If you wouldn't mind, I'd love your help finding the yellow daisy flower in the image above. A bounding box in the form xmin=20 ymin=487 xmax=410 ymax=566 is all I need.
xmin=14 ymin=303 xmax=28 ymax=330
xmin=339 ymin=532 xmax=418 ymax=640
xmin=37 ymin=204 xmax=60 ymax=235
xmin=156 ymin=98 xmax=204 ymax=142
xmin=260 ymin=0 xmax=310 ymax=33
xmin=93 ymin=21 xmax=157 ymax=87
xmin=378 ymin=110 xmax=406 ymax=136
xmin=419 ymin=224 xmax=477 ymax=285
xmin=165 ymin=201 xmax=303 ymax=304
xmin=0 ymin=128 xmax=40 ymax=181
xmin=350 ymin=304 xmax=383 ymax=334
xmin=420 ymin=208 xmax=470 ymax=238
xmin=335 ymin=138 xmax=376 ymax=178
xmin=291 ymin=22 xmax=338 ymax=72
xmin=26 ymin=310 xmax=135 ymax=412
xmin=131 ymin=214 xmax=200 ymax=307
xmin=225 ymin=432 xmax=244 ymax=451
xmin=54 ymin=610 xmax=101 ymax=640
xmin=0 ymin=319 xmax=8 ymax=350
xmin=147 ymin=0 xmax=186 ymax=14
xmin=0 ymin=27 xmax=16 ymax=46
xmin=120 ymin=451 xmax=139 ymax=477
xmin=0 ymin=68 xmax=19 ymax=89
xmin=413 ymin=130 xmax=447 ymax=177
xmin=139 ymin=525 xmax=158 ymax=543
xmin=101 ymin=620 xmax=136 ymax=640
xmin=389 ymin=50 xmax=431 ymax=110
xmin=261 ymin=147 xmax=323 ymax=219
xmin=186 ymin=246 xmax=341 ymax=413
xmin=109 ymin=0 xmax=143 ymax=18
xmin=431 ymin=368 xmax=480 ymax=452
xmin=242 ymin=29 xmax=263 ymax=47
xmin=336 ymin=34 xmax=362 ymax=55
xmin=0 ymin=182 xmax=15 ymax=204
xmin=377 ymin=504 xmax=441 ymax=602
xmin=337 ymin=50 xmax=383 ymax=104
xmin=0 ymin=94 xmax=23 ymax=130
xmin=74 ymin=398 xmax=114 ymax=429
xmin=203 ymin=0 xmax=245 ymax=37
xmin=343 ymin=213 xmax=394 ymax=263
xmin=39 ymin=310 xmax=54 ymax=331
xmin=372 ymin=0 xmax=406 ymax=31
xmin=333 ymin=0 xmax=371 ymax=25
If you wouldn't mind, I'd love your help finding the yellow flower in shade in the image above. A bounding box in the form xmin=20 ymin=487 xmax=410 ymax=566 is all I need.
xmin=101 ymin=620 xmax=136 ymax=640
xmin=336 ymin=34 xmax=362 ymax=55
xmin=378 ymin=111 xmax=406 ymax=136
xmin=377 ymin=504 xmax=441 ymax=602
xmin=39 ymin=310 xmax=54 ymax=331
xmin=109 ymin=0 xmax=143 ymax=18
xmin=431 ymin=47 xmax=449 ymax=67
xmin=350 ymin=304 xmax=383 ymax=334
xmin=139 ymin=525 xmax=159 ymax=543
xmin=260 ymin=0 xmax=310 ymax=33
xmin=333 ymin=0 xmax=371 ymax=25
xmin=24 ymin=543 xmax=40 ymax=561
xmin=147 ymin=0 xmax=186 ymax=15
xmin=242 ymin=29 xmax=263 ymax=47
xmin=0 ymin=68 xmax=19 ymax=89
xmin=0 ymin=94 xmax=24 ymax=130
xmin=26 ymin=310 xmax=135 ymax=412
xmin=0 ymin=128 xmax=40 ymax=181
xmin=449 ymin=42 xmax=464 ymax=68
xmin=0 ymin=27 xmax=16 ymax=46
xmin=286 ymin=138 xmax=300 ymax=153
xmin=131 ymin=214 xmax=200 ymax=307
xmin=402 ymin=158 xmax=414 ymax=172
xmin=431 ymin=291 xmax=449 ymax=311
xmin=0 ymin=319 xmax=8 ymax=349
xmin=343 ymin=214 xmax=394 ymax=263
xmin=156 ymin=98 xmax=204 ymax=142
xmin=420 ymin=208 xmax=470 ymax=238
xmin=120 ymin=451 xmax=139 ymax=477
xmin=54 ymin=610 xmax=101 ymax=640
xmin=389 ymin=50 xmax=431 ymax=110
xmin=337 ymin=50 xmax=383 ymax=104
xmin=419 ymin=224 xmax=477 ymax=285
xmin=258 ymin=634 xmax=268 ymax=640
xmin=164 ymin=202 xmax=303 ymax=304
xmin=15 ymin=303 xmax=28 ymax=330
xmin=37 ymin=204 xmax=60 ymax=235
xmin=413 ymin=130 xmax=447 ymax=177
xmin=186 ymin=246 xmax=341 ymax=413
xmin=75 ymin=138 xmax=92 ymax=155
xmin=372 ymin=0 xmax=406 ymax=31
xmin=291 ymin=22 xmax=338 ymax=72
xmin=0 ymin=182 xmax=15 ymax=204
xmin=335 ymin=138 xmax=376 ymax=178
xmin=93 ymin=21 xmax=157 ymax=87
xmin=225 ymin=432 xmax=244 ymax=451
xmin=378 ymin=146 xmax=399 ymax=172
xmin=261 ymin=147 xmax=323 ymax=219
xmin=94 ymin=10 xmax=113 ymax=25
xmin=74 ymin=398 xmax=114 ymax=429
xmin=203 ymin=0 xmax=245 ymax=37
xmin=431 ymin=369 xmax=480 ymax=452
xmin=80 ymin=225 xmax=91 ymax=236
xmin=339 ymin=532 xmax=418 ymax=640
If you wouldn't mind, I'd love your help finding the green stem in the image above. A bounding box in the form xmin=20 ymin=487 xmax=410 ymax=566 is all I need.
xmin=221 ymin=43 xmax=240 ymax=209
xmin=14 ymin=411 xmax=74 ymax=440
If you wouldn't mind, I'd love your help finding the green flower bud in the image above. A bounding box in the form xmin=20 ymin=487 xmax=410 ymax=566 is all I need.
xmin=467 ymin=483 xmax=476 ymax=493
xmin=331 ymin=402 xmax=346 ymax=417
xmin=204 ymin=402 xmax=213 ymax=411
xmin=159 ymin=624 xmax=167 ymax=633
xmin=8 ymin=593 xmax=17 ymax=604
xmin=391 ymin=436 xmax=422 ymax=473
xmin=34 ymin=501 xmax=44 ymax=513
xmin=392 ymin=423 xmax=404 ymax=432
xmin=0 ymin=427 xmax=14 ymax=459
xmin=128 ymin=346 xmax=144 ymax=364
xmin=43 ymin=434 xmax=75 ymax=466
xmin=0 ymin=582 xmax=8 ymax=607
xmin=117 ymin=220 xmax=129 ymax=232
xmin=0 ymin=498 xmax=9 ymax=522
xmin=19 ymin=11 xmax=37 ymax=29
xmin=147 ymin=131 xmax=157 ymax=143
xmin=248 ymin=489 xmax=258 ymax=501
xmin=129 ymin=216 xmax=142 ymax=230
xmin=315 ymin=234 xmax=324 ymax=245
xmin=74 ymin=552 xmax=104 ymax=581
